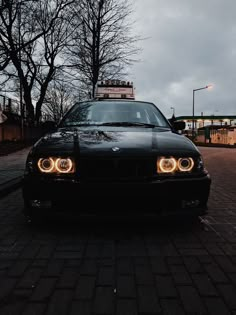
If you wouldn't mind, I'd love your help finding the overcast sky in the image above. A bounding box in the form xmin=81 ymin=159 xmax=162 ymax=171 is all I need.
xmin=129 ymin=0 xmax=236 ymax=118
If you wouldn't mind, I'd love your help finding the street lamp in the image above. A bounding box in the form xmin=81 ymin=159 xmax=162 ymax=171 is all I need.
xmin=170 ymin=107 xmax=175 ymax=116
xmin=192 ymin=85 xmax=212 ymax=138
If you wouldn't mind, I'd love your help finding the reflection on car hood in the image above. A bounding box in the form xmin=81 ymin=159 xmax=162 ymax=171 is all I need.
xmin=32 ymin=127 xmax=199 ymax=157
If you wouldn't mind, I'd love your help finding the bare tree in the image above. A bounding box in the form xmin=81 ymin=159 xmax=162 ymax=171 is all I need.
xmin=66 ymin=0 xmax=140 ymax=98
xmin=0 ymin=0 xmax=75 ymax=125
xmin=42 ymin=78 xmax=75 ymax=124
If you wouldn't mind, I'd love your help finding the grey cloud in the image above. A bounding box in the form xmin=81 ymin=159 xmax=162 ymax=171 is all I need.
xmin=129 ymin=0 xmax=236 ymax=118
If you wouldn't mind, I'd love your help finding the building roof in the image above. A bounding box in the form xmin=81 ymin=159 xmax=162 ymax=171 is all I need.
xmin=176 ymin=115 xmax=236 ymax=121
xmin=198 ymin=124 xmax=236 ymax=130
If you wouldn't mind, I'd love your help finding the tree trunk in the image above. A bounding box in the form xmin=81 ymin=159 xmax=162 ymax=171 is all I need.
xmin=22 ymin=82 xmax=35 ymax=126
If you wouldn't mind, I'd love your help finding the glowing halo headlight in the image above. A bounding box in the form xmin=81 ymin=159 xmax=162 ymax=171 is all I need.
xmin=38 ymin=158 xmax=54 ymax=173
xmin=37 ymin=157 xmax=74 ymax=173
xmin=55 ymin=158 xmax=73 ymax=173
xmin=158 ymin=157 xmax=177 ymax=173
xmin=178 ymin=157 xmax=194 ymax=172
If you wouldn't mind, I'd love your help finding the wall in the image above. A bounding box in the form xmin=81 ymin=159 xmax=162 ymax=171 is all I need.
xmin=195 ymin=128 xmax=236 ymax=145
xmin=0 ymin=124 xmax=21 ymax=141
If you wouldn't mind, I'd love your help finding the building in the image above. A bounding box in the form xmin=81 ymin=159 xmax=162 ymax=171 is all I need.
xmin=175 ymin=115 xmax=236 ymax=145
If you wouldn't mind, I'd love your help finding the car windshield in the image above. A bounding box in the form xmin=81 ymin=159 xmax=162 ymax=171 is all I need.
xmin=60 ymin=101 xmax=170 ymax=128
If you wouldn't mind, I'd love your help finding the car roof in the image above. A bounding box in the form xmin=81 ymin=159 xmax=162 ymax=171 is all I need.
xmin=83 ymin=99 xmax=157 ymax=106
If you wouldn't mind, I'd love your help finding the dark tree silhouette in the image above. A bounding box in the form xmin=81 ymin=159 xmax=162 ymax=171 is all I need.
xmin=66 ymin=0 xmax=140 ymax=98
xmin=0 ymin=0 xmax=75 ymax=125
xmin=42 ymin=79 xmax=75 ymax=124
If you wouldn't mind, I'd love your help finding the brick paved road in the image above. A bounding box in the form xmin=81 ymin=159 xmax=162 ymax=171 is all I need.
xmin=0 ymin=147 xmax=236 ymax=315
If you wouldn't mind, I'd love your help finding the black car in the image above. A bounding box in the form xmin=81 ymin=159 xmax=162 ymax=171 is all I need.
xmin=22 ymin=100 xmax=211 ymax=220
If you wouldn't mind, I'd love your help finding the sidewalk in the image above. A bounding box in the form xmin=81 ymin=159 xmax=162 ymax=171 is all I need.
xmin=0 ymin=147 xmax=31 ymax=198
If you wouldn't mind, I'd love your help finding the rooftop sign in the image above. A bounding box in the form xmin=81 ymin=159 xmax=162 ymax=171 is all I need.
xmin=95 ymin=80 xmax=135 ymax=100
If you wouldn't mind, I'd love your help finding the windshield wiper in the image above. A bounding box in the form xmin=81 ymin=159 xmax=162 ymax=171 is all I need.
xmin=99 ymin=122 xmax=157 ymax=128
xmin=61 ymin=122 xmax=101 ymax=127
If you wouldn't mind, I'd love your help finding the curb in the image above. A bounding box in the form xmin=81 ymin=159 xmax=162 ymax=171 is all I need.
xmin=195 ymin=143 xmax=236 ymax=148
xmin=0 ymin=176 xmax=23 ymax=199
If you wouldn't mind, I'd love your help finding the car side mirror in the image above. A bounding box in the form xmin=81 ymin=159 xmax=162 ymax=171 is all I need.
xmin=172 ymin=121 xmax=186 ymax=131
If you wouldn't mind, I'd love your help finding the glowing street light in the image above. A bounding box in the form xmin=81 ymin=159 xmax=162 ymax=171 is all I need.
xmin=192 ymin=85 xmax=212 ymax=138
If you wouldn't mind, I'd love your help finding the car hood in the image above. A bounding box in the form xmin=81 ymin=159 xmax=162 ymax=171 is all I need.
xmin=32 ymin=127 xmax=199 ymax=157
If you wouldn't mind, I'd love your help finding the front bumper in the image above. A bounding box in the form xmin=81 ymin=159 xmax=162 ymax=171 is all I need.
xmin=22 ymin=173 xmax=211 ymax=217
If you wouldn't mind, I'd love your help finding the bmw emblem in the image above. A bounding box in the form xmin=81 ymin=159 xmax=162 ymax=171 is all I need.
xmin=112 ymin=147 xmax=120 ymax=152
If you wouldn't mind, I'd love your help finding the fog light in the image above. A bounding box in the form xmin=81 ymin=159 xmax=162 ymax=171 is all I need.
xmin=30 ymin=200 xmax=52 ymax=208
xmin=182 ymin=200 xmax=200 ymax=208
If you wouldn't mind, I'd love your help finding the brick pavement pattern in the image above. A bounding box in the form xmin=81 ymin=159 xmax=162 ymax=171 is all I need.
xmin=0 ymin=147 xmax=31 ymax=197
xmin=0 ymin=146 xmax=236 ymax=314
xmin=0 ymin=147 xmax=31 ymax=182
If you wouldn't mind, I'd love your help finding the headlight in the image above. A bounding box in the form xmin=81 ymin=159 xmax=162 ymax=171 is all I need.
xmin=177 ymin=158 xmax=194 ymax=172
xmin=158 ymin=158 xmax=177 ymax=173
xmin=37 ymin=157 xmax=74 ymax=173
xmin=157 ymin=157 xmax=195 ymax=174
xmin=55 ymin=158 xmax=73 ymax=173
xmin=38 ymin=158 xmax=55 ymax=173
